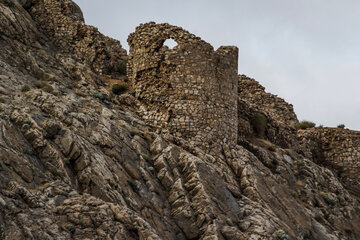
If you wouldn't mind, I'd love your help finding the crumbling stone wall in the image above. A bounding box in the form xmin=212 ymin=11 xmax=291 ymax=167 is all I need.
xmin=238 ymin=75 xmax=298 ymax=148
xmin=127 ymin=22 xmax=238 ymax=151
xmin=25 ymin=0 xmax=127 ymax=76
xmin=298 ymin=128 xmax=360 ymax=194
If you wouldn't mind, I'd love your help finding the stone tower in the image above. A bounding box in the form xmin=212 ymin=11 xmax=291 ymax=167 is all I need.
xmin=127 ymin=22 xmax=238 ymax=151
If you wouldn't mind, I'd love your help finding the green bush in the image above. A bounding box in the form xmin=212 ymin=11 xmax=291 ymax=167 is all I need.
xmin=112 ymin=84 xmax=128 ymax=95
xmin=275 ymin=229 xmax=289 ymax=240
xmin=91 ymin=91 xmax=105 ymax=101
xmin=295 ymin=120 xmax=315 ymax=130
xmin=251 ymin=112 xmax=267 ymax=138
xmin=21 ymin=85 xmax=31 ymax=92
xmin=337 ymin=124 xmax=345 ymax=129
xmin=66 ymin=224 xmax=75 ymax=234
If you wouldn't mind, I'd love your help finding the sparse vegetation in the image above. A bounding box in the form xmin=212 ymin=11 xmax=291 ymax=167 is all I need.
xmin=22 ymin=117 xmax=32 ymax=125
xmin=21 ymin=85 xmax=31 ymax=92
xmin=148 ymin=166 xmax=155 ymax=174
xmin=251 ymin=112 xmax=267 ymax=138
xmin=226 ymin=218 xmax=233 ymax=226
xmin=294 ymin=180 xmax=304 ymax=187
xmin=42 ymin=84 xmax=54 ymax=93
xmin=337 ymin=124 xmax=345 ymax=129
xmin=24 ymin=148 xmax=36 ymax=156
xmin=34 ymin=80 xmax=48 ymax=88
xmin=91 ymin=91 xmax=105 ymax=101
xmin=275 ymin=229 xmax=289 ymax=240
xmin=34 ymin=80 xmax=53 ymax=93
xmin=321 ymin=192 xmax=336 ymax=206
xmin=129 ymin=90 xmax=136 ymax=97
xmin=112 ymin=83 xmax=128 ymax=95
xmin=66 ymin=224 xmax=75 ymax=234
xmin=129 ymin=128 xmax=142 ymax=137
xmin=0 ymin=114 xmax=8 ymax=120
xmin=268 ymin=146 xmax=276 ymax=152
xmin=295 ymin=120 xmax=315 ymax=130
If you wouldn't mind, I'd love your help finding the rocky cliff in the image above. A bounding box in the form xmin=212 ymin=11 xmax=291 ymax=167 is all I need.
xmin=0 ymin=1 xmax=359 ymax=239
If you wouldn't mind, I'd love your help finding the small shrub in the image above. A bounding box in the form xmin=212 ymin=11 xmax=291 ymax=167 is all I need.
xmin=251 ymin=112 xmax=267 ymax=138
xmin=24 ymin=148 xmax=36 ymax=156
xmin=337 ymin=124 xmax=345 ymax=129
xmin=129 ymin=90 xmax=136 ymax=97
xmin=141 ymin=154 xmax=151 ymax=161
xmin=34 ymin=81 xmax=54 ymax=93
xmin=21 ymin=85 xmax=31 ymax=92
xmin=148 ymin=166 xmax=155 ymax=174
xmin=321 ymin=192 xmax=336 ymax=206
xmin=112 ymin=84 xmax=128 ymax=95
xmin=268 ymin=146 xmax=276 ymax=152
xmin=91 ymin=91 xmax=105 ymax=101
xmin=226 ymin=218 xmax=233 ymax=226
xmin=295 ymin=120 xmax=315 ymax=130
xmin=34 ymin=80 xmax=47 ymax=88
xmin=0 ymin=114 xmax=8 ymax=120
xmin=129 ymin=128 xmax=142 ymax=137
xmin=42 ymin=84 xmax=54 ymax=93
xmin=275 ymin=229 xmax=289 ymax=240
xmin=22 ymin=117 xmax=32 ymax=125
xmin=66 ymin=224 xmax=75 ymax=234
xmin=294 ymin=180 xmax=304 ymax=187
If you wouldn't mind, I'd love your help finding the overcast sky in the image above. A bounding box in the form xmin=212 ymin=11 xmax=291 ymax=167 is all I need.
xmin=74 ymin=0 xmax=360 ymax=130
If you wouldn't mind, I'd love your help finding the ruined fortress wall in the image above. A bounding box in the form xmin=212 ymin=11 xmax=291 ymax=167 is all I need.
xmin=238 ymin=75 xmax=299 ymax=148
xmin=127 ymin=22 xmax=238 ymax=150
xmin=298 ymin=128 xmax=360 ymax=192
xmin=27 ymin=0 xmax=127 ymax=75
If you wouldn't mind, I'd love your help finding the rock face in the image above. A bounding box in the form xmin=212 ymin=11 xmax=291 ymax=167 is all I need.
xmin=0 ymin=0 xmax=359 ymax=239
xmin=128 ymin=22 xmax=238 ymax=152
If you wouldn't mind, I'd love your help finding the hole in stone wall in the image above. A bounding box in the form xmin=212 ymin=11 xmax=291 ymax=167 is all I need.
xmin=163 ymin=38 xmax=178 ymax=49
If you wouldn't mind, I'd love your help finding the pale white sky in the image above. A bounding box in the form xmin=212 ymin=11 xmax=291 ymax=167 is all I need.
xmin=74 ymin=0 xmax=360 ymax=130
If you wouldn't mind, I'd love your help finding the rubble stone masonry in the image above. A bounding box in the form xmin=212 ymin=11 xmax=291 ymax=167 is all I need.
xmin=127 ymin=22 xmax=238 ymax=151
xmin=26 ymin=0 xmax=127 ymax=76
xmin=298 ymin=127 xmax=360 ymax=194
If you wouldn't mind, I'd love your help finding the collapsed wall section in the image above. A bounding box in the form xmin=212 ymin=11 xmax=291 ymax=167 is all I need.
xmin=298 ymin=128 xmax=360 ymax=195
xmin=127 ymin=22 xmax=238 ymax=151
xmin=25 ymin=0 xmax=127 ymax=76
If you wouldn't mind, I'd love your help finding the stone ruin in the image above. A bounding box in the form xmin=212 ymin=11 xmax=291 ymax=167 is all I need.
xmin=127 ymin=22 xmax=238 ymax=151
xmin=298 ymin=128 xmax=360 ymax=195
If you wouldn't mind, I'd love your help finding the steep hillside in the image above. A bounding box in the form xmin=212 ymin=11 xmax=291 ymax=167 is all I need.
xmin=0 ymin=1 xmax=359 ymax=239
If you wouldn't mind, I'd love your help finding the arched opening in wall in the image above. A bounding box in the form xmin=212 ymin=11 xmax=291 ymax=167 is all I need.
xmin=163 ymin=38 xmax=178 ymax=49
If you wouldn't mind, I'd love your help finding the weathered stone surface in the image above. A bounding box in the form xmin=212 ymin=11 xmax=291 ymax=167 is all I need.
xmin=128 ymin=22 xmax=238 ymax=153
xmin=238 ymin=75 xmax=299 ymax=148
xmin=0 ymin=1 xmax=359 ymax=239
xmin=298 ymin=127 xmax=360 ymax=196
